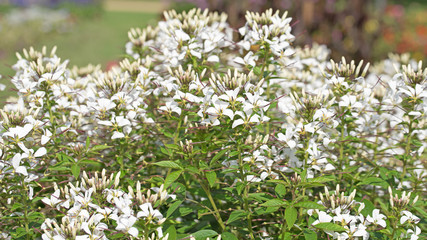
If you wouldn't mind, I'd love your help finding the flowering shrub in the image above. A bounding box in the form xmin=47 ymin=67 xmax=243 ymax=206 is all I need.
xmin=0 ymin=8 xmax=426 ymax=240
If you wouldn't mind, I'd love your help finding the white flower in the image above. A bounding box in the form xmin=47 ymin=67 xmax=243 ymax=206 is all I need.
xmin=159 ymin=101 xmax=181 ymax=115
xmin=399 ymin=84 xmax=427 ymax=99
xmin=42 ymin=189 xmax=62 ymax=208
xmin=205 ymin=95 xmax=234 ymax=125
xmin=75 ymin=188 xmax=94 ymax=207
xmin=137 ymin=202 xmax=164 ymax=221
xmin=234 ymin=51 xmax=257 ymax=67
xmin=277 ymin=128 xmax=296 ymax=149
xmin=3 ymin=124 xmax=33 ymax=141
xmin=98 ymin=116 xmax=131 ymax=127
xmin=11 ymin=153 xmax=28 ymax=176
xmin=115 ymin=215 xmax=139 ymax=237
xmin=218 ymin=88 xmax=245 ymax=104
xmin=407 ymin=226 xmax=421 ymax=240
xmin=339 ymin=95 xmax=362 ymax=109
xmin=21 ymin=146 xmax=47 ymax=160
xmin=400 ymin=210 xmax=420 ymax=224
xmin=366 ymin=209 xmax=387 ymax=228
xmin=312 ymin=211 xmax=332 ymax=224
xmin=41 ymin=129 xmax=52 ymax=145
xmin=349 ymin=222 xmax=369 ymax=240
xmin=174 ymin=29 xmax=190 ymax=42
xmin=232 ymin=110 xmax=260 ymax=128
xmin=95 ymin=98 xmax=116 ymax=112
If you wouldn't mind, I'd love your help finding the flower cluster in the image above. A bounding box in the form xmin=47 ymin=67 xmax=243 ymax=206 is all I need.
xmin=41 ymin=169 xmax=171 ymax=240
xmin=0 ymin=7 xmax=425 ymax=240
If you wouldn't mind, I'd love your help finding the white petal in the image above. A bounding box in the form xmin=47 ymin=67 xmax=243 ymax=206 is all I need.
xmin=98 ymin=120 xmax=113 ymax=126
xmin=128 ymin=227 xmax=139 ymax=237
xmin=111 ymin=131 xmax=125 ymax=139
xmin=16 ymin=166 xmax=28 ymax=176
xmin=232 ymin=119 xmax=244 ymax=128
xmin=41 ymin=135 xmax=51 ymax=145
xmin=12 ymin=153 xmax=22 ymax=169
xmin=207 ymin=55 xmax=219 ymax=62
xmin=34 ymin=147 xmax=47 ymax=157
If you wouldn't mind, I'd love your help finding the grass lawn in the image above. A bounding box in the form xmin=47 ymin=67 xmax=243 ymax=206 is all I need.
xmin=0 ymin=10 xmax=159 ymax=103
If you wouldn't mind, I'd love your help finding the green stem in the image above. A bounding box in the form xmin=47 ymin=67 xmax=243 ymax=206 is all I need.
xmin=338 ymin=125 xmax=345 ymax=181
xmin=243 ymin=185 xmax=255 ymax=239
xmin=200 ymin=181 xmax=226 ymax=231
xmin=402 ymin=119 xmax=413 ymax=180
xmin=21 ymin=180 xmax=30 ymax=240
xmin=281 ymin=215 xmax=287 ymax=240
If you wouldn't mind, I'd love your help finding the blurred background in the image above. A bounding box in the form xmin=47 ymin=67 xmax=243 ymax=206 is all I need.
xmin=0 ymin=0 xmax=427 ymax=101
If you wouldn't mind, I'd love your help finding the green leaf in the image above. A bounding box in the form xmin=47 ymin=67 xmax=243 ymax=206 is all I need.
xmin=414 ymin=206 xmax=427 ymax=219
xmin=236 ymin=181 xmax=245 ymax=195
xmin=275 ymin=184 xmax=286 ymax=197
xmin=211 ymin=148 xmax=228 ymax=166
xmin=294 ymin=201 xmax=325 ymax=210
xmin=226 ymin=210 xmax=247 ymax=224
xmin=361 ymin=199 xmax=375 ymax=217
xmin=282 ymin=232 xmax=292 ymax=240
xmin=71 ymin=164 xmax=80 ymax=178
xmin=308 ymin=176 xmax=335 ymax=183
xmin=56 ymin=153 xmax=73 ymax=162
xmin=165 ymin=225 xmax=177 ymax=240
xmin=165 ymin=170 xmax=182 ymax=188
xmin=357 ymin=177 xmax=388 ymax=188
xmin=85 ymin=136 xmax=90 ymax=150
xmin=221 ymin=232 xmax=238 ymax=240
xmin=303 ymin=229 xmax=317 ymax=240
xmin=91 ymin=144 xmax=112 ymax=152
xmin=206 ymin=171 xmax=217 ymax=187
xmin=13 ymin=227 xmax=28 ymax=238
xmin=229 ymin=151 xmax=240 ymax=157
xmin=11 ymin=202 xmax=23 ymax=211
xmin=192 ymin=230 xmax=217 ymax=240
xmin=48 ymin=161 xmax=71 ymax=171
xmin=247 ymin=193 xmax=270 ymax=202
xmin=253 ymin=66 xmax=262 ymax=75
xmin=314 ymin=222 xmax=347 ymax=232
xmin=178 ymin=206 xmax=193 ymax=217
xmin=285 ymin=206 xmax=297 ymax=229
xmin=153 ymin=161 xmax=182 ymax=169
xmin=167 ymin=200 xmax=184 ymax=218
xmin=160 ymin=147 xmax=172 ymax=156
xmin=186 ymin=165 xmax=200 ymax=174
xmin=261 ymin=199 xmax=287 ymax=207
xmin=165 ymin=144 xmax=179 ymax=150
